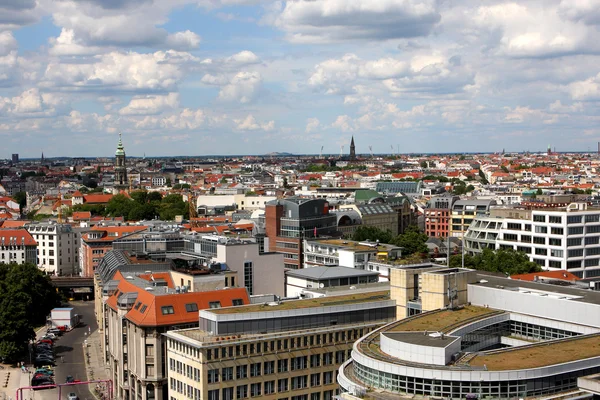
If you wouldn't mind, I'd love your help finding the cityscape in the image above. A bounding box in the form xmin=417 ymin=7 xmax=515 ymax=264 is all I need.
xmin=3 ymin=1 xmax=600 ymax=400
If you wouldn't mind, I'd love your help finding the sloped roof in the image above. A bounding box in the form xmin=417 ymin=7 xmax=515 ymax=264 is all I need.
xmin=0 ymin=229 xmax=37 ymax=246
xmin=511 ymin=270 xmax=580 ymax=282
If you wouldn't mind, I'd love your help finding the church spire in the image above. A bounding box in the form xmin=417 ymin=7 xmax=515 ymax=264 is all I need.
xmin=349 ymin=135 xmax=356 ymax=160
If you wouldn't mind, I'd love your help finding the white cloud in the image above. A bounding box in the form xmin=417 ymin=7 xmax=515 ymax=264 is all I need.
xmin=332 ymin=115 xmax=355 ymax=132
xmin=218 ymin=71 xmax=262 ymax=103
xmin=224 ymin=50 xmax=260 ymax=66
xmin=119 ymin=93 xmax=179 ymax=115
xmin=569 ymin=74 xmax=600 ymax=100
xmin=0 ymin=88 xmax=70 ymax=117
xmin=42 ymin=50 xmax=193 ymax=92
xmin=0 ymin=31 xmax=17 ymax=56
xmin=165 ymin=30 xmax=201 ymax=50
xmin=234 ymin=114 xmax=275 ymax=131
xmin=272 ymin=0 xmax=441 ymax=43
xmin=305 ymin=117 xmax=320 ymax=133
xmin=200 ymin=73 xmax=230 ymax=86
xmin=558 ymin=0 xmax=600 ymax=25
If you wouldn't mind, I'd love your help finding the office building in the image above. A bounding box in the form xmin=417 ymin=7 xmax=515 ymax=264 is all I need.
xmin=465 ymin=202 xmax=600 ymax=278
xmin=285 ymin=266 xmax=379 ymax=297
xmin=338 ymin=267 xmax=600 ymax=399
xmin=265 ymin=198 xmax=338 ymax=269
xmin=26 ymin=222 xmax=78 ymax=275
xmin=165 ymin=290 xmax=395 ymax=400
xmin=449 ymin=199 xmax=496 ymax=238
xmin=11 ymin=154 xmax=18 ymax=164
xmin=424 ymin=193 xmax=459 ymax=238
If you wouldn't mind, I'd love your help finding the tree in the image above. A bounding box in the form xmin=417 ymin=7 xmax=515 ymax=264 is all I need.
xmin=0 ymin=263 xmax=60 ymax=363
xmin=159 ymin=194 xmax=188 ymax=220
xmin=283 ymin=177 xmax=289 ymax=188
xmin=166 ymin=178 xmax=172 ymax=187
xmin=394 ymin=225 xmax=428 ymax=256
xmin=501 ymin=165 xmax=509 ymax=173
xmin=449 ymin=248 xmax=540 ymax=275
xmin=420 ymin=161 xmax=428 ymax=169
xmin=352 ymin=226 xmax=394 ymax=244
xmin=12 ymin=191 xmax=26 ymax=213
xmin=478 ymin=169 xmax=488 ymax=184
xmin=105 ymin=194 xmax=134 ymax=217
xmin=536 ymin=188 xmax=543 ymax=195
xmin=147 ymin=192 xmax=163 ymax=202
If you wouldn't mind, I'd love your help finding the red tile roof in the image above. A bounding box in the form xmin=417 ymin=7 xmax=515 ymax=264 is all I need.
xmin=106 ymin=271 xmax=250 ymax=327
xmin=0 ymin=229 xmax=37 ymax=246
xmin=73 ymin=211 xmax=92 ymax=220
xmin=0 ymin=220 xmax=29 ymax=228
xmin=511 ymin=270 xmax=580 ymax=282
xmin=83 ymin=194 xmax=114 ymax=204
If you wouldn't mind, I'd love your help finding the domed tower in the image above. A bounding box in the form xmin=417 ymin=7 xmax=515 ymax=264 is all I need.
xmin=114 ymin=133 xmax=128 ymax=191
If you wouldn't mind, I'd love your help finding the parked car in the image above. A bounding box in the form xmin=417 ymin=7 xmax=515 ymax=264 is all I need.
xmin=47 ymin=328 xmax=62 ymax=336
xmin=35 ymin=369 xmax=54 ymax=376
xmin=31 ymin=376 xmax=55 ymax=388
xmin=67 ymin=392 xmax=78 ymax=400
xmin=43 ymin=333 xmax=57 ymax=339
xmin=37 ymin=339 xmax=53 ymax=345
xmin=34 ymin=358 xmax=55 ymax=367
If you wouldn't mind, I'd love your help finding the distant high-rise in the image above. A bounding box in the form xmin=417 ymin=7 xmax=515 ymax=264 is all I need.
xmin=11 ymin=154 xmax=18 ymax=164
xmin=114 ymin=132 xmax=128 ymax=192
xmin=350 ymin=135 xmax=356 ymax=160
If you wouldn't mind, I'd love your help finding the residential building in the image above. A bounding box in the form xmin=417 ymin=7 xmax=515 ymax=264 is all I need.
xmin=80 ymin=225 xmax=148 ymax=277
xmin=0 ymin=228 xmax=37 ymax=264
xmin=285 ymin=266 xmax=379 ymax=297
xmin=265 ymin=198 xmax=338 ymax=269
xmin=449 ymin=199 xmax=496 ymax=238
xmin=338 ymin=268 xmax=600 ymax=400
xmin=302 ymin=238 xmax=401 ymax=273
xmin=165 ymin=290 xmax=395 ymax=400
xmin=465 ymin=202 xmax=600 ymax=278
xmin=103 ymin=269 xmax=250 ymax=400
xmin=151 ymin=175 xmax=167 ymax=187
xmin=26 ymin=222 xmax=78 ymax=275
xmin=424 ymin=193 xmax=459 ymax=238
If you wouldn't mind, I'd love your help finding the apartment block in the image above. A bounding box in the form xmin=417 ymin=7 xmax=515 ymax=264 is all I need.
xmin=26 ymin=222 xmax=78 ymax=275
xmin=0 ymin=228 xmax=37 ymax=264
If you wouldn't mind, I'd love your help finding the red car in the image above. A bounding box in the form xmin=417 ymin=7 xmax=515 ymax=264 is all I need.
xmin=37 ymin=339 xmax=53 ymax=345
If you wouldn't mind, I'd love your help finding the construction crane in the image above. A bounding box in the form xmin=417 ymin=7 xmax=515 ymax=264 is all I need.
xmin=390 ymin=144 xmax=394 ymax=158
xmin=369 ymin=145 xmax=374 ymax=158
xmin=340 ymin=145 xmax=344 ymax=158
xmin=320 ymin=145 xmax=324 ymax=159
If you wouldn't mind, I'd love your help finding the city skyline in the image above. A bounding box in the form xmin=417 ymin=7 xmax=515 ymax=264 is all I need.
xmin=2 ymin=1 xmax=600 ymax=157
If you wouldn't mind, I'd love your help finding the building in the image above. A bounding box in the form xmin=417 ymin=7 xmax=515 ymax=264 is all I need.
xmin=0 ymin=228 xmax=37 ymax=264
xmin=103 ymin=269 xmax=250 ymax=400
xmin=449 ymin=199 xmax=496 ymax=238
xmin=303 ymin=238 xmax=401 ymax=273
xmin=165 ymin=290 xmax=396 ymax=400
xmin=375 ymin=181 xmax=422 ymax=197
xmin=265 ymin=198 xmax=338 ymax=269
xmin=424 ymin=193 xmax=459 ymax=238
xmin=350 ymin=136 xmax=356 ymax=160
xmin=339 ymin=204 xmax=399 ymax=236
xmin=285 ymin=266 xmax=380 ymax=297
xmin=338 ymin=268 xmax=600 ymax=399
xmin=465 ymin=202 xmax=600 ymax=278
xmin=26 ymin=222 xmax=78 ymax=275
xmin=80 ymin=225 xmax=149 ymax=277
xmin=114 ymin=133 xmax=128 ymax=192
xmin=11 ymin=154 xmax=18 ymax=164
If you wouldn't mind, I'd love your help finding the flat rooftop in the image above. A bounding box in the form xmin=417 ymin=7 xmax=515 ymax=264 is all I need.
xmin=383 ymin=332 xmax=458 ymax=348
xmin=469 ymin=334 xmax=600 ymax=370
xmin=286 ymin=266 xmax=379 ymax=280
xmin=209 ymin=290 xmax=390 ymax=314
xmin=307 ymin=238 xmax=399 ymax=252
xmin=389 ymin=306 xmax=502 ymax=333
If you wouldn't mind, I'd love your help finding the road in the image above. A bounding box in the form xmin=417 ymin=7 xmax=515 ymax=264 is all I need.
xmin=25 ymin=301 xmax=98 ymax=400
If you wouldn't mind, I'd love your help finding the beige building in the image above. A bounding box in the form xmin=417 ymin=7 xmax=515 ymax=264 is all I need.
xmin=390 ymin=264 xmax=476 ymax=319
xmin=165 ymin=291 xmax=396 ymax=400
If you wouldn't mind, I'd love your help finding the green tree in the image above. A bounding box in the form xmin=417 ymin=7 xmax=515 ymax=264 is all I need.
xmin=352 ymin=226 xmax=394 ymax=244
xmin=147 ymin=192 xmax=163 ymax=202
xmin=105 ymin=194 xmax=134 ymax=217
xmin=0 ymin=263 xmax=60 ymax=362
xmin=536 ymin=188 xmax=543 ymax=195
xmin=394 ymin=225 xmax=428 ymax=256
xmin=478 ymin=169 xmax=489 ymax=184
xmin=159 ymin=194 xmax=188 ymax=220
xmin=501 ymin=165 xmax=509 ymax=173
xmin=450 ymin=248 xmax=540 ymax=275
xmin=130 ymin=190 xmax=149 ymax=205
xmin=12 ymin=191 xmax=27 ymax=213
xmin=420 ymin=161 xmax=428 ymax=169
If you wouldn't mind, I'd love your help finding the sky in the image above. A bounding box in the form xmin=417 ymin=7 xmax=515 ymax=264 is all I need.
xmin=2 ymin=0 xmax=600 ymax=158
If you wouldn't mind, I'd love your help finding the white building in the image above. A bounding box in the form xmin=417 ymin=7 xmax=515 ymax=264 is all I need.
xmin=465 ymin=202 xmax=600 ymax=278
xmin=0 ymin=229 xmax=37 ymax=265
xmin=26 ymin=222 xmax=79 ymax=275
xmin=285 ymin=266 xmax=380 ymax=297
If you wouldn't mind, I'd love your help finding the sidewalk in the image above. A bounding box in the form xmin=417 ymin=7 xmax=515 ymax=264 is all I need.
xmin=83 ymin=329 xmax=109 ymax=399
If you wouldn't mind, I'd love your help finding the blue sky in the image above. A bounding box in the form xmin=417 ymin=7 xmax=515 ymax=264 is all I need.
xmin=1 ymin=0 xmax=600 ymax=157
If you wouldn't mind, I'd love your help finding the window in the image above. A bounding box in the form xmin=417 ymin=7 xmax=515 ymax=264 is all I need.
xmin=208 ymin=369 xmax=219 ymax=384
xmin=535 ymin=226 xmax=547 ymax=234
xmin=588 ymin=247 xmax=600 ymax=256
xmin=535 ymin=248 xmax=547 ymax=256
xmin=222 ymin=388 xmax=234 ymax=400
xmin=161 ymin=306 xmax=175 ymax=315
xmin=244 ymin=261 xmax=253 ymax=295
xmin=264 ymin=361 xmax=275 ymax=375
xmin=533 ymin=215 xmax=545 ymax=222
xmin=291 ymin=376 xmax=307 ymax=390
xmin=264 ymin=381 xmax=275 ymax=395
xmin=588 ymin=225 xmax=600 ymax=234
xmin=323 ymin=372 xmax=333 ymax=385
xmin=208 ymin=390 xmax=219 ymax=400
xmin=185 ymin=303 xmax=198 ymax=312
xmin=236 ymin=385 xmax=248 ymax=399
xmin=134 ymin=302 xmax=141 ymax=310
xmin=567 ymin=260 xmax=581 ymax=269
xmin=521 ymin=235 xmax=532 ymax=243
xmin=568 ymin=249 xmax=584 ymax=257
xmin=586 ymin=258 xmax=599 ymax=267
xmin=549 ymin=260 xmax=562 ymax=268
xmin=568 ymin=238 xmax=582 ymax=247
xmin=517 ymin=246 xmax=531 ymax=254
xmin=587 ymin=237 xmax=600 ymax=245
xmin=140 ymin=305 xmax=148 ymax=313
xmin=568 ymin=215 xmax=582 ymax=224
xmin=551 ymin=249 xmax=563 ymax=257
xmin=503 ymin=233 xmax=517 ymax=241
xmin=250 ymin=363 xmax=261 ymax=377
xmin=222 ymin=367 xmax=233 ymax=381
xmin=310 ymin=373 xmax=321 ymax=387
xmin=569 ymin=226 xmax=584 ymax=235
xmin=549 ymin=238 xmax=562 ymax=246
xmin=232 ymin=299 xmax=244 ymax=306
xmin=549 ymin=216 xmax=562 ymax=224
xmin=586 ymin=214 xmax=600 ymax=223
xmin=533 ymin=237 xmax=545 ymax=245
xmin=551 ymin=227 xmax=563 ymax=235
xmin=278 ymin=359 xmax=288 ymax=373
xmin=278 ymin=379 xmax=289 ymax=393
xmin=323 ymin=352 xmax=333 ymax=365
xmin=250 ymin=383 xmax=261 ymax=398
xmin=209 ymin=301 xmax=222 ymax=309
xmin=310 ymin=354 xmax=320 ymax=368
xmin=236 ymin=365 xmax=247 ymax=379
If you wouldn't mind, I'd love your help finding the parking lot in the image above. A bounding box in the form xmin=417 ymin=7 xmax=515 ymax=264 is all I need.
xmin=12 ymin=301 xmax=98 ymax=400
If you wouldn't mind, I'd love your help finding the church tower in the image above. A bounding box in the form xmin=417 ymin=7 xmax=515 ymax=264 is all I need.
xmin=349 ymin=136 xmax=356 ymax=160
xmin=114 ymin=133 xmax=128 ymax=192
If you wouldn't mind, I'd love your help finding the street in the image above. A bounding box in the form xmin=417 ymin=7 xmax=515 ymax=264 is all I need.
xmin=22 ymin=301 xmax=98 ymax=400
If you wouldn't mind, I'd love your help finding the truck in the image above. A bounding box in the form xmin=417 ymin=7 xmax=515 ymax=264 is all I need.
xmin=49 ymin=308 xmax=82 ymax=331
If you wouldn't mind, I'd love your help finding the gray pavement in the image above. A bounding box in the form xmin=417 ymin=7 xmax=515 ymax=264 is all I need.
xmin=0 ymin=300 xmax=107 ymax=400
